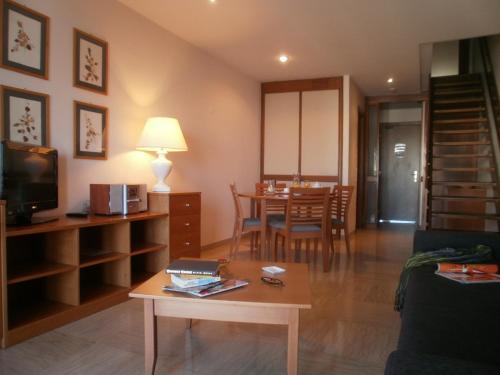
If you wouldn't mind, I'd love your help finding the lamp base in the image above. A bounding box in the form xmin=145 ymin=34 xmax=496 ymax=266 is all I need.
xmin=152 ymin=182 xmax=171 ymax=193
xmin=151 ymin=151 xmax=173 ymax=193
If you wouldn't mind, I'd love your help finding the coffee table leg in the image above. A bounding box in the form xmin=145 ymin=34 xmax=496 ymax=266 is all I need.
xmin=287 ymin=309 xmax=299 ymax=375
xmin=144 ymin=299 xmax=157 ymax=375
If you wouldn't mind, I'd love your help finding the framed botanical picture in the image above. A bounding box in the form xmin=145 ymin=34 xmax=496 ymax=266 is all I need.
xmin=0 ymin=0 xmax=49 ymax=79
xmin=1 ymin=85 xmax=49 ymax=146
xmin=74 ymin=101 xmax=107 ymax=160
xmin=73 ymin=29 xmax=108 ymax=95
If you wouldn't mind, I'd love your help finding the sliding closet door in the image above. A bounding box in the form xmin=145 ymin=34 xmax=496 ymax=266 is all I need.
xmin=301 ymin=90 xmax=340 ymax=177
xmin=263 ymin=92 xmax=300 ymax=175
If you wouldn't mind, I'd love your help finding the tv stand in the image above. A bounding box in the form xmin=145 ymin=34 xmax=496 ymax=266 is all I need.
xmin=0 ymin=194 xmax=170 ymax=348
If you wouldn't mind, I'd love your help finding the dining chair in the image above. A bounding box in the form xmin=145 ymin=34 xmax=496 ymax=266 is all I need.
xmin=255 ymin=182 xmax=287 ymax=221
xmin=254 ymin=182 xmax=288 ymax=253
xmin=330 ymin=185 xmax=354 ymax=253
xmin=229 ymin=183 xmax=262 ymax=259
xmin=269 ymin=187 xmax=331 ymax=272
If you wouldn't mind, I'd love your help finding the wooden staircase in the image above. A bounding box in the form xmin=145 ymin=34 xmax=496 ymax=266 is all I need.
xmin=428 ymin=73 xmax=500 ymax=231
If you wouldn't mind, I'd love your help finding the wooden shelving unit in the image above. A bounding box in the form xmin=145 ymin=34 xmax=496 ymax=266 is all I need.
xmin=0 ymin=199 xmax=169 ymax=348
xmin=0 ymin=191 xmax=201 ymax=348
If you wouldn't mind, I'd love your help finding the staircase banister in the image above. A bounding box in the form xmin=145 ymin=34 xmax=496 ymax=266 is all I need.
xmin=478 ymin=37 xmax=500 ymax=186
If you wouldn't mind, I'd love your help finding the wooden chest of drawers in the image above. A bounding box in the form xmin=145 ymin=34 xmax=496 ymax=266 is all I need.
xmin=148 ymin=192 xmax=201 ymax=261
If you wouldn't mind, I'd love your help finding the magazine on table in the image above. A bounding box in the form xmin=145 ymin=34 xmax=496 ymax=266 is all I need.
xmin=435 ymin=262 xmax=500 ymax=284
xmin=163 ymin=279 xmax=249 ymax=297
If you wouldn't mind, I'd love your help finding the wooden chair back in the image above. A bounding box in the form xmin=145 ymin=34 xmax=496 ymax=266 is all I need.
xmin=331 ymin=185 xmax=354 ymax=223
xmin=230 ymin=182 xmax=244 ymax=223
xmin=286 ymin=187 xmax=330 ymax=228
xmin=255 ymin=182 xmax=287 ymax=216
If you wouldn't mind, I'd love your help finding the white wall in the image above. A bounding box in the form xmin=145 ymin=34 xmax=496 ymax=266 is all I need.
xmin=0 ymin=0 xmax=260 ymax=246
xmin=488 ymin=34 xmax=500 ymax=96
xmin=380 ymin=103 xmax=422 ymax=123
xmin=431 ymin=40 xmax=459 ymax=77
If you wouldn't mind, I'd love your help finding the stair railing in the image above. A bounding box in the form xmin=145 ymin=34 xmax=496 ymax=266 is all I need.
xmin=478 ymin=38 xmax=500 ymax=184
xmin=478 ymin=37 xmax=500 ymax=227
xmin=425 ymin=74 xmax=434 ymax=229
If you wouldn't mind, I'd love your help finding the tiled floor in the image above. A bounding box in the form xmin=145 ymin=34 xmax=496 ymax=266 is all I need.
xmin=0 ymin=226 xmax=413 ymax=375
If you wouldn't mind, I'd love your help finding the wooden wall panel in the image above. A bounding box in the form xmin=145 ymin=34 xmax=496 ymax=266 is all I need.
xmin=263 ymin=92 xmax=300 ymax=175
xmin=301 ymin=90 xmax=339 ymax=176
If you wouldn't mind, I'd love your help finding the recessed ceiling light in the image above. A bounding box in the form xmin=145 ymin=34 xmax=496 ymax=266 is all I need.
xmin=387 ymin=77 xmax=394 ymax=84
xmin=279 ymin=55 xmax=289 ymax=63
xmin=209 ymin=0 xmax=216 ymax=3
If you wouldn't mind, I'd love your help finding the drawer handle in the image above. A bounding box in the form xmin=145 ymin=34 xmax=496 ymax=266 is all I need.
xmin=184 ymin=222 xmax=191 ymax=227
xmin=184 ymin=241 xmax=191 ymax=246
xmin=185 ymin=203 xmax=191 ymax=208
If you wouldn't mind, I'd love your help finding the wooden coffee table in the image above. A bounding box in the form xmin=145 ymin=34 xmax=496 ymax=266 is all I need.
xmin=129 ymin=260 xmax=312 ymax=375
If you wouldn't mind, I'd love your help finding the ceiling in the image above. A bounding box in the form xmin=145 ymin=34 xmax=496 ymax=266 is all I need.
xmin=118 ymin=0 xmax=500 ymax=96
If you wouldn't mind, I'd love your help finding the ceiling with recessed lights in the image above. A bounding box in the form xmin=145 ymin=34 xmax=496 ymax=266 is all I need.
xmin=118 ymin=0 xmax=500 ymax=96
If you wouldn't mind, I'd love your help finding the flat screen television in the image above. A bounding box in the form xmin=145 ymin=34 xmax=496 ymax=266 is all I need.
xmin=0 ymin=141 xmax=58 ymax=225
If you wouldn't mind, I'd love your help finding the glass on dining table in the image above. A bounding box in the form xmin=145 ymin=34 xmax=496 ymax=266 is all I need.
xmin=266 ymin=179 xmax=276 ymax=194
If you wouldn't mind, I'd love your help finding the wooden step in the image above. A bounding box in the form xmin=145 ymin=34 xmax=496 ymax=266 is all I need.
xmin=433 ymin=118 xmax=488 ymax=125
xmin=433 ymin=141 xmax=491 ymax=146
xmin=433 ymin=88 xmax=483 ymax=96
xmin=433 ymin=107 xmax=485 ymax=114
xmin=433 ymin=98 xmax=484 ymax=105
xmin=433 ymin=129 xmax=489 ymax=134
xmin=432 ymin=181 xmax=496 ymax=187
xmin=432 ymin=153 xmax=492 ymax=158
xmin=432 ymin=195 xmax=500 ymax=202
xmin=433 ymin=81 xmax=481 ymax=88
xmin=432 ymin=167 xmax=495 ymax=172
xmin=431 ymin=212 xmax=500 ymax=220
xmin=432 ymin=73 xmax=480 ymax=81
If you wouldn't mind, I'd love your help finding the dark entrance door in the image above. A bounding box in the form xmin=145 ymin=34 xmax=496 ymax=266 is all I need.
xmin=379 ymin=123 xmax=421 ymax=223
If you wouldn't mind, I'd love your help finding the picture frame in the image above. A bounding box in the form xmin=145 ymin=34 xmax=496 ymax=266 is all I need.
xmin=1 ymin=85 xmax=49 ymax=146
xmin=73 ymin=28 xmax=108 ymax=95
xmin=74 ymin=101 xmax=108 ymax=160
xmin=0 ymin=0 xmax=49 ymax=79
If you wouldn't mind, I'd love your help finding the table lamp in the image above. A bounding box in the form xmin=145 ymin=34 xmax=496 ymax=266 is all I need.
xmin=137 ymin=117 xmax=188 ymax=192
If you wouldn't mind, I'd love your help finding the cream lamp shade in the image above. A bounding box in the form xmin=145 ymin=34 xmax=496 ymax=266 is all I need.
xmin=137 ymin=117 xmax=188 ymax=192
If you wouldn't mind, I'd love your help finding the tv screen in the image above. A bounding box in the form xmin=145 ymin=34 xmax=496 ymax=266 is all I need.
xmin=0 ymin=141 xmax=58 ymax=225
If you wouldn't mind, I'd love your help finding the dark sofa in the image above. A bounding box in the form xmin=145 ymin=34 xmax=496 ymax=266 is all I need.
xmin=385 ymin=230 xmax=500 ymax=375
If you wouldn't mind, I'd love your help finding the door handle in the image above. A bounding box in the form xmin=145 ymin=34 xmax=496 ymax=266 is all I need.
xmin=412 ymin=170 xmax=418 ymax=183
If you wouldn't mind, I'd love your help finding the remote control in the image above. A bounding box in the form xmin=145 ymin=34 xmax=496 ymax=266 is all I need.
xmin=66 ymin=212 xmax=89 ymax=218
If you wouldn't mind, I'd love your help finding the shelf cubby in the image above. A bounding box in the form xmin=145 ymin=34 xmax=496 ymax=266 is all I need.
xmin=7 ymin=271 xmax=78 ymax=330
xmin=79 ymin=258 xmax=130 ymax=304
xmin=130 ymin=217 xmax=168 ymax=255
xmin=79 ymin=222 xmax=130 ymax=267
xmin=131 ymin=252 xmax=164 ymax=288
xmin=6 ymin=230 xmax=78 ymax=285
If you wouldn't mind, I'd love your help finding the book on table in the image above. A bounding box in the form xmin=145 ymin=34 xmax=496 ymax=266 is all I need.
xmin=166 ymin=259 xmax=220 ymax=276
xmin=170 ymin=273 xmax=221 ymax=288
